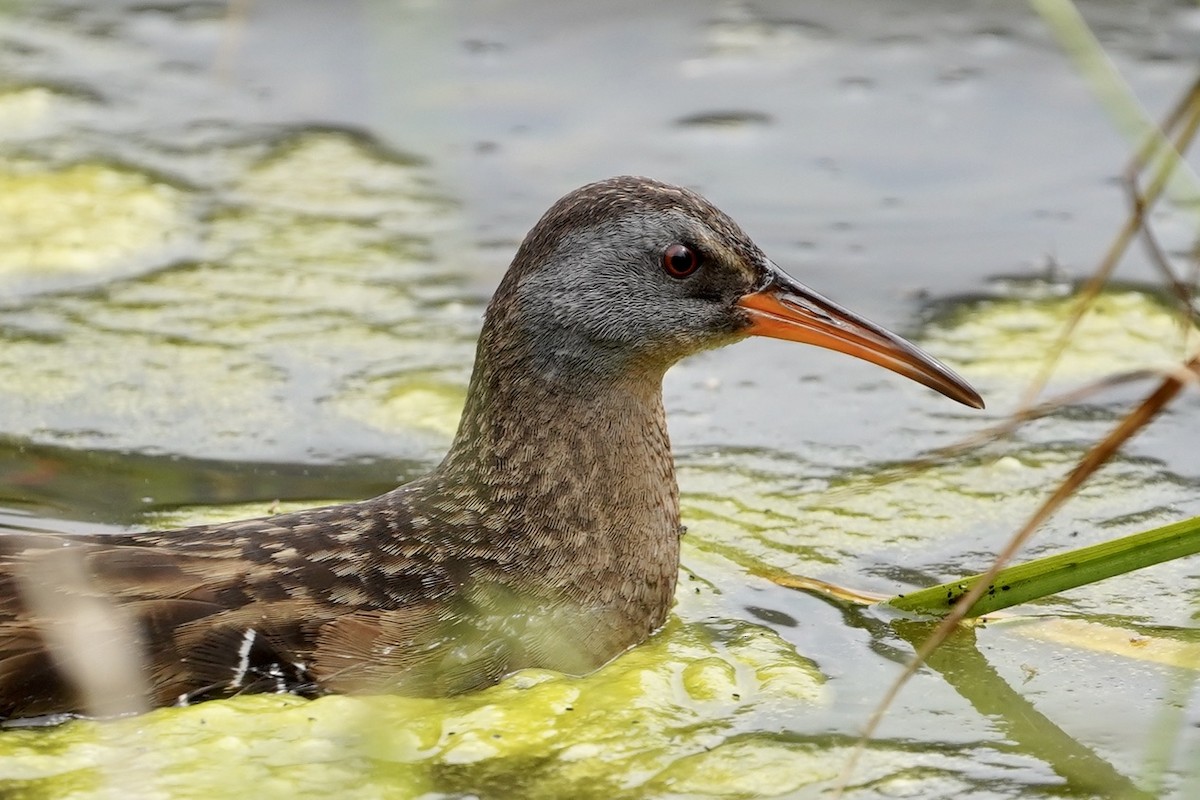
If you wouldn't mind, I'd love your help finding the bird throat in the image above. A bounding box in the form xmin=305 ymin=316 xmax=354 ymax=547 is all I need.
xmin=433 ymin=319 xmax=684 ymax=658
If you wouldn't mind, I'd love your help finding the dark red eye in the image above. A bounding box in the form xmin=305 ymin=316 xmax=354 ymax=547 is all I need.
xmin=662 ymin=243 xmax=700 ymax=278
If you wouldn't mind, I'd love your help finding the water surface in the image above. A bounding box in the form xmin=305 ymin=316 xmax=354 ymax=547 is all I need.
xmin=1 ymin=1 xmax=1199 ymax=797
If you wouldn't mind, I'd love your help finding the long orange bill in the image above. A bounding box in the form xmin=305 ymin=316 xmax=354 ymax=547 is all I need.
xmin=737 ymin=267 xmax=984 ymax=409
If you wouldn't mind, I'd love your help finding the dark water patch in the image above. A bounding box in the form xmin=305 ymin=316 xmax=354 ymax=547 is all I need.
xmin=674 ymin=110 xmax=773 ymax=129
xmin=0 ymin=436 xmax=422 ymax=526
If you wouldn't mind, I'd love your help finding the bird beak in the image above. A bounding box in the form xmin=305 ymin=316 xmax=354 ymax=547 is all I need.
xmin=736 ymin=266 xmax=985 ymax=409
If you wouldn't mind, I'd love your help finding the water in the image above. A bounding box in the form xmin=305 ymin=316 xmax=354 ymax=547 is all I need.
xmin=0 ymin=1 xmax=1199 ymax=797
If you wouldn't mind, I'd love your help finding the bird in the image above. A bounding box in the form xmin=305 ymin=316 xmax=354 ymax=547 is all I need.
xmin=0 ymin=176 xmax=983 ymax=722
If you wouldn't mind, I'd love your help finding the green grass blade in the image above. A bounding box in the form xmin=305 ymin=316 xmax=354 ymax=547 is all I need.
xmin=885 ymin=514 xmax=1200 ymax=617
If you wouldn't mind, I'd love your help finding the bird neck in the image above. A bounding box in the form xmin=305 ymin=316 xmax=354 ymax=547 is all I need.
xmin=435 ymin=316 xmax=682 ymax=566
xmin=400 ymin=303 xmax=685 ymax=659
xmin=441 ymin=320 xmax=677 ymax=506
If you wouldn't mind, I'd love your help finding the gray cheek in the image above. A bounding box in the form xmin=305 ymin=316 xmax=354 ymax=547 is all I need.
xmin=514 ymin=242 xmax=647 ymax=338
xmin=512 ymin=211 xmax=720 ymax=350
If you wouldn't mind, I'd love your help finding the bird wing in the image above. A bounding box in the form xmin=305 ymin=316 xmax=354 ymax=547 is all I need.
xmin=0 ymin=493 xmax=481 ymax=719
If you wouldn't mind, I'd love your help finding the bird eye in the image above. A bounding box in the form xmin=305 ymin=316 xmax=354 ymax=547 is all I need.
xmin=662 ymin=243 xmax=701 ymax=278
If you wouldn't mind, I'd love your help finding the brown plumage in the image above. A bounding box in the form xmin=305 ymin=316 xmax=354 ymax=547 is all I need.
xmin=0 ymin=176 xmax=983 ymax=721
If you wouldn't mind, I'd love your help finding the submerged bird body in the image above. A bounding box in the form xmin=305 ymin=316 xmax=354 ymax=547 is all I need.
xmin=0 ymin=177 xmax=982 ymax=720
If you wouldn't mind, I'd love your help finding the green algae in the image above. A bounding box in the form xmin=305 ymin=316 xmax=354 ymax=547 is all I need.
xmin=0 ymin=162 xmax=189 ymax=275
xmin=0 ymin=86 xmax=56 ymax=131
xmin=6 ymin=278 xmax=1193 ymax=795
xmin=232 ymin=132 xmax=435 ymax=220
xmin=0 ymin=85 xmax=97 ymax=139
xmin=923 ymin=287 xmax=1199 ymax=390
xmin=0 ymin=131 xmax=468 ymax=459
xmin=0 ymin=2 xmax=1197 ymax=795
xmin=679 ymin=445 xmax=1189 ymax=583
xmin=672 ymin=283 xmax=1200 ymax=613
xmin=142 ymin=499 xmax=350 ymax=530
xmin=0 ymin=504 xmax=831 ymax=800
xmin=334 ymin=372 xmax=466 ymax=439
xmin=0 ymin=571 xmax=827 ymax=800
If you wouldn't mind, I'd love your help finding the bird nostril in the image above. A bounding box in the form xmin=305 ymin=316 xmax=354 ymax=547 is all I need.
xmin=782 ymin=295 xmax=834 ymax=324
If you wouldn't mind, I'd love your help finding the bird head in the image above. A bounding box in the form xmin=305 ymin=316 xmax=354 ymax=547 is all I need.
xmin=487 ymin=175 xmax=982 ymax=408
